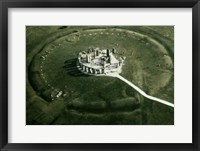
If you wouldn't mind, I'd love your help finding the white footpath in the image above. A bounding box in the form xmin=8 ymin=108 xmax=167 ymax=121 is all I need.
xmin=107 ymin=73 xmax=174 ymax=108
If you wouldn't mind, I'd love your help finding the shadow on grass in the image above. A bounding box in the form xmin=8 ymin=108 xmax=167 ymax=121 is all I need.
xmin=63 ymin=58 xmax=90 ymax=77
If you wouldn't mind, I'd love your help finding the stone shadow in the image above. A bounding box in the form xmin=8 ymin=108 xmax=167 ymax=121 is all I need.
xmin=63 ymin=58 xmax=90 ymax=77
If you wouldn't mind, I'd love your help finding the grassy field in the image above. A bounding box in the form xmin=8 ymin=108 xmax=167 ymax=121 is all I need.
xmin=26 ymin=26 xmax=174 ymax=125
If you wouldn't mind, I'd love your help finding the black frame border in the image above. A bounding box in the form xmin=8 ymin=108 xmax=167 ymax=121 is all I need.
xmin=0 ymin=0 xmax=199 ymax=151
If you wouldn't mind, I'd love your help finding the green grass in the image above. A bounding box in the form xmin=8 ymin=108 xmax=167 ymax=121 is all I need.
xmin=26 ymin=26 xmax=174 ymax=125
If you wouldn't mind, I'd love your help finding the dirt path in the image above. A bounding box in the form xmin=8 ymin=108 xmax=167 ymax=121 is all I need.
xmin=107 ymin=73 xmax=174 ymax=108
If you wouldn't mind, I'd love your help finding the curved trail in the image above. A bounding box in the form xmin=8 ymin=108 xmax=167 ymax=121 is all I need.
xmin=107 ymin=74 xmax=174 ymax=108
